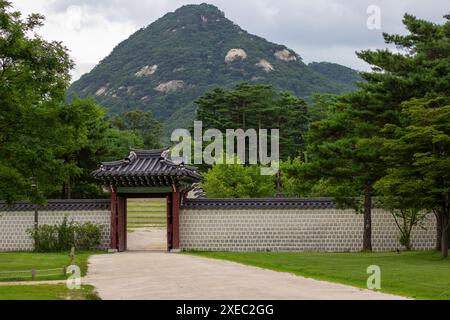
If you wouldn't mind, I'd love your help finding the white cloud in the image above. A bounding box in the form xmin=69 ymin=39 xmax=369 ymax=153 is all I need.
xmin=10 ymin=0 xmax=450 ymax=81
xmin=12 ymin=0 xmax=138 ymax=81
xmin=66 ymin=5 xmax=83 ymax=31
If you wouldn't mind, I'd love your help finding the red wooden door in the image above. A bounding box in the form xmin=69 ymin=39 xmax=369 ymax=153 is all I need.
xmin=117 ymin=195 xmax=127 ymax=252
xmin=110 ymin=190 xmax=118 ymax=250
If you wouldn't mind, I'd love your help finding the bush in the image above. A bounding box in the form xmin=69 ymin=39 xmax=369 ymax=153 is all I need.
xmin=74 ymin=222 xmax=102 ymax=251
xmin=28 ymin=217 xmax=102 ymax=252
xmin=202 ymin=155 xmax=276 ymax=198
xmin=29 ymin=225 xmax=59 ymax=252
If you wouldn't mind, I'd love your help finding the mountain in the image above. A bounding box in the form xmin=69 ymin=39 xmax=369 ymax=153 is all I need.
xmin=68 ymin=3 xmax=361 ymax=138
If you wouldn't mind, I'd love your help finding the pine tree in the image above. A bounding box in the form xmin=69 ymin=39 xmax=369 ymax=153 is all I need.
xmin=304 ymin=13 xmax=450 ymax=252
xmin=195 ymin=83 xmax=308 ymax=161
xmin=375 ymin=97 xmax=450 ymax=257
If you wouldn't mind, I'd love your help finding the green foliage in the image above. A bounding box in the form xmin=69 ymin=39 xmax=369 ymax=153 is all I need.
xmin=48 ymin=98 xmax=145 ymax=199
xmin=308 ymin=94 xmax=339 ymax=122
xmin=0 ymin=2 xmax=150 ymax=202
xmin=68 ymin=4 xmax=361 ymax=140
xmin=28 ymin=217 xmax=102 ymax=252
xmin=196 ymin=83 xmax=309 ymax=160
xmin=375 ymin=97 xmax=450 ymax=254
xmin=74 ymin=222 xmax=103 ymax=251
xmin=0 ymin=1 xmax=73 ymax=204
xmin=375 ymin=97 xmax=450 ymax=212
xmin=296 ymin=13 xmax=450 ymax=252
xmin=111 ymin=109 xmax=163 ymax=149
xmin=279 ymin=157 xmax=313 ymax=197
xmin=202 ymin=155 xmax=276 ymax=198
xmin=305 ymin=90 xmax=385 ymax=214
xmin=366 ymin=12 xmax=450 ymax=256
xmin=389 ymin=207 xmax=428 ymax=251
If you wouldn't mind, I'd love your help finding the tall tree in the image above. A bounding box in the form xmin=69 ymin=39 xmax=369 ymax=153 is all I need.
xmin=363 ymin=13 xmax=450 ymax=255
xmin=202 ymin=155 xmax=276 ymax=198
xmin=196 ymin=83 xmax=308 ymax=160
xmin=304 ymin=13 xmax=450 ymax=251
xmin=375 ymin=97 xmax=450 ymax=257
xmin=111 ymin=109 xmax=163 ymax=149
xmin=0 ymin=1 xmax=72 ymax=204
xmin=306 ymin=91 xmax=386 ymax=251
xmin=56 ymin=98 xmax=145 ymax=199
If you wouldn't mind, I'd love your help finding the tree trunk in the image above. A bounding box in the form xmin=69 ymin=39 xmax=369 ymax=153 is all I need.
xmin=441 ymin=211 xmax=449 ymax=258
xmin=448 ymin=218 xmax=450 ymax=248
xmin=447 ymin=214 xmax=450 ymax=247
xmin=436 ymin=212 xmax=442 ymax=252
xmin=363 ymin=186 xmax=373 ymax=251
xmin=63 ymin=178 xmax=72 ymax=200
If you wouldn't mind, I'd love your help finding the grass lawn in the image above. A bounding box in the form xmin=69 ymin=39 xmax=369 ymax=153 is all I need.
xmin=187 ymin=251 xmax=450 ymax=300
xmin=0 ymin=284 xmax=100 ymax=300
xmin=0 ymin=251 xmax=103 ymax=282
xmin=127 ymin=198 xmax=166 ymax=231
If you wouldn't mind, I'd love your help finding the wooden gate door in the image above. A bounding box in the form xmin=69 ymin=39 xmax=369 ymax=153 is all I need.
xmin=112 ymin=191 xmax=178 ymax=252
xmin=111 ymin=190 xmax=127 ymax=252
xmin=117 ymin=195 xmax=127 ymax=252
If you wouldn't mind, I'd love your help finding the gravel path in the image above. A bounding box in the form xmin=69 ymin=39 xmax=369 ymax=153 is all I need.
xmin=127 ymin=228 xmax=166 ymax=251
xmin=83 ymin=252 xmax=409 ymax=300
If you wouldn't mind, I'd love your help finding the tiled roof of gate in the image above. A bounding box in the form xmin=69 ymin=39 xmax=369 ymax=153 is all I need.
xmin=181 ymin=198 xmax=338 ymax=210
xmin=0 ymin=199 xmax=111 ymax=212
xmin=92 ymin=149 xmax=202 ymax=187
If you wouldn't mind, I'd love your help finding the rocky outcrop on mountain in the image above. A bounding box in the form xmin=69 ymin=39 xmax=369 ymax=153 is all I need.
xmin=68 ymin=3 xmax=361 ymax=138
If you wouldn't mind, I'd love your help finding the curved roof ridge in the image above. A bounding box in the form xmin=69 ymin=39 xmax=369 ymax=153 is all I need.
xmin=130 ymin=148 xmax=169 ymax=158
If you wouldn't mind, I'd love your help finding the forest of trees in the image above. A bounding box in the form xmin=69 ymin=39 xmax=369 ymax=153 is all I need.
xmin=0 ymin=1 xmax=162 ymax=202
xmin=199 ymin=13 xmax=450 ymax=256
xmin=1 ymin=1 xmax=449 ymax=256
xmin=195 ymin=83 xmax=309 ymax=160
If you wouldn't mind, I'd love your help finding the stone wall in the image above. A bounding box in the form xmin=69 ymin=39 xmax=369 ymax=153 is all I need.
xmin=180 ymin=199 xmax=437 ymax=252
xmin=1 ymin=198 xmax=439 ymax=253
xmin=0 ymin=200 xmax=111 ymax=252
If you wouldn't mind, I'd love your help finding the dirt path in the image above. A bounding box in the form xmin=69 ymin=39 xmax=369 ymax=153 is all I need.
xmin=83 ymin=252 xmax=408 ymax=300
xmin=127 ymin=228 xmax=166 ymax=251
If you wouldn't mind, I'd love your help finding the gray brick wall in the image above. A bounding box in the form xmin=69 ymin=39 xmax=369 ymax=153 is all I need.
xmin=179 ymin=208 xmax=436 ymax=252
xmin=0 ymin=210 xmax=110 ymax=252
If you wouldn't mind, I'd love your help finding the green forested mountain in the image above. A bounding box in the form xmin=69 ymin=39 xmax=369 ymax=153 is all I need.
xmin=68 ymin=3 xmax=361 ymax=137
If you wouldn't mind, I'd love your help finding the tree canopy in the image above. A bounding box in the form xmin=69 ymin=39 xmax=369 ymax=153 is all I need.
xmin=0 ymin=0 xmax=72 ymax=203
xmin=295 ymin=13 xmax=450 ymax=253
xmin=0 ymin=1 xmax=154 ymax=202
xmin=111 ymin=109 xmax=163 ymax=150
xmin=375 ymin=97 xmax=450 ymax=256
xmin=202 ymin=155 xmax=276 ymax=198
xmin=196 ymin=83 xmax=309 ymax=160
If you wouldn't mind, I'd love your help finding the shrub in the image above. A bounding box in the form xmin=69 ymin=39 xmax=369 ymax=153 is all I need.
xmin=57 ymin=218 xmax=76 ymax=252
xmin=74 ymin=222 xmax=102 ymax=251
xmin=28 ymin=217 xmax=102 ymax=252
xmin=28 ymin=224 xmax=59 ymax=252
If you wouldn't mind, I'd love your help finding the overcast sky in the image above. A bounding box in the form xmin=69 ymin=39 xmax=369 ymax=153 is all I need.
xmin=11 ymin=0 xmax=449 ymax=81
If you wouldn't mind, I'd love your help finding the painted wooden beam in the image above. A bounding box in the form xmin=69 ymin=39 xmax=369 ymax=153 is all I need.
xmin=117 ymin=186 xmax=172 ymax=194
